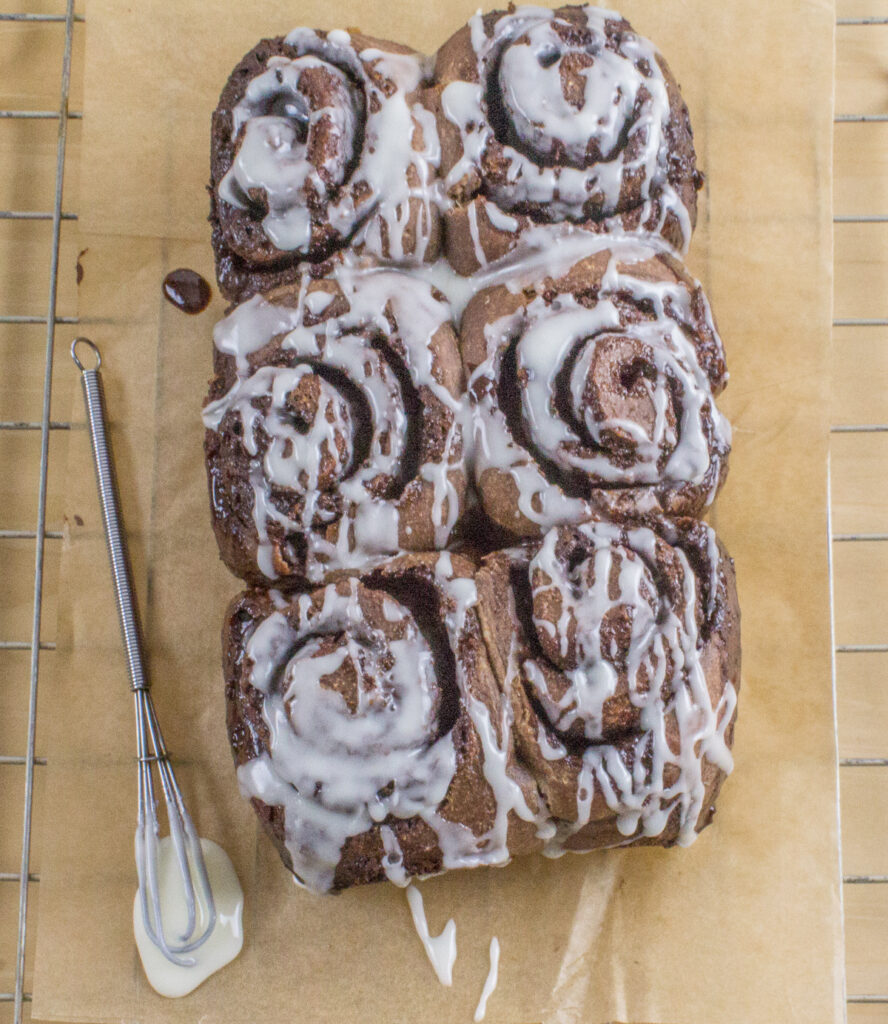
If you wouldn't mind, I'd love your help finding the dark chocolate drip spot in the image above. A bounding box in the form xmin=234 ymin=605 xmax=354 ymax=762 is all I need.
xmin=163 ymin=268 xmax=212 ymax=314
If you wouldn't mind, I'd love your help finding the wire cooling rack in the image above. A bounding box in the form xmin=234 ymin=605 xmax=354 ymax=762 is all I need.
xmin=0 ymin=3 xmax=80 ymax=1022
xmin=0 ymin=5 xmax=883 ymax=1023
xmin=830 ymin=8 xmax=888 ymax=1019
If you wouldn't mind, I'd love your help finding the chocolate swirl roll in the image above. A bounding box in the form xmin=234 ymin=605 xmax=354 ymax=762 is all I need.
xmin=211 ymin=28 xmax=442 ymax=301
xmin=476 ymin=517 xmax=740 ymax=850
xmin=460 ymin=241 xmax=730 ymax=535
xmin=431 ymin=5 xmax=701 ymax=274
xmin=203 ymin=264 xmax=468 ymax=585
xmin=225 ymin=553 xmax=543 ymax=891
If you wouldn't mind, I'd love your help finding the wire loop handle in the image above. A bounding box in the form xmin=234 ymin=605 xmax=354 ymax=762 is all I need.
xmin=71 ymin=338 xmax=216 ymax=965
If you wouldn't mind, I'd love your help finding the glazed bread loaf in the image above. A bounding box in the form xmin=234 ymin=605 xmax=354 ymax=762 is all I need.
xmin=205 ymin=6 xmax=741 ymax=893
xmin=224 ymin=553 xmax=543 ymax=891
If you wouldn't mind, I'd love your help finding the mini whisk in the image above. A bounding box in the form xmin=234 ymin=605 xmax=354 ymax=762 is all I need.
xmin=71 ymin=337 xmax=216 ymax=966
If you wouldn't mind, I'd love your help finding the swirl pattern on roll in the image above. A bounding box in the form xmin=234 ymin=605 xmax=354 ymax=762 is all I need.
xmin=203 ymin=264 xmax=468 ymax=585
xmin=432 ymin=5 xmax=701 ymax=274
xmin=475 ymin=517 xmax=740 ymax=851
xmin=210 ymin=28 xmax=442 ymax=300
xmin=460 ymin=240 xmax=730 ymax=534
xmin=225 ymin=553 xmax=543 ymax=891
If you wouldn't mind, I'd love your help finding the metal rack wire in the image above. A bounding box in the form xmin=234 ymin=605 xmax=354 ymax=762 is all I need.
xmin=830 ymin=10 xmax=888 ymax=1016
xmin=0 ymin=3 xmax=80 ymax=1022
xmin=0 ymin=5 xmax=882 ymax=1024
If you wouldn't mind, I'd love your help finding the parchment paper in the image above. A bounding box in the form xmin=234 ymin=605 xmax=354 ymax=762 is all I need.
xmin=31 ymin=1 xmax=842 ymax=1022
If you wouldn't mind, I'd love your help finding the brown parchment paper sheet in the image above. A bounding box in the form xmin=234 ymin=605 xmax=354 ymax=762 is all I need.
xmin=30 ymin=1 xmax=842 ymax=1022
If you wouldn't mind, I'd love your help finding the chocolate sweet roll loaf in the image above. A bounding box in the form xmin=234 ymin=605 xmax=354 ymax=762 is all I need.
xmin=431 ymin=5 xmax=702 ymax=275
xmin=203 ymin=264 xmax=468 ymax=586
xmin=476 ymin=517 xmax=740 ymax=850
xmin=224 ymin=553 xmax=544 ymax=892
xmin=460 ymin=240 xmax=730 ymax=535
xmin=205 ymin=7 xmax=743 ymax=896
xmin=211 ymin=29 xmax=442 ymax=301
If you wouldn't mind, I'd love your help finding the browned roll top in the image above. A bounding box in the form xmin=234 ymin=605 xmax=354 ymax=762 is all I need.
xmin=460 ymin=241 xmax=731 ymax=535
xmin=476 ymin=517 xmax=740 ymax=851
xmin=430 ymin=5 xmax=702 ymax=274
xmin=205 ymin=7 xmax=742 ymax=895
xmin=224 ymin=553 xmax=542 ymax=891
xmin=210 ymin=29 xmax=442 ymax=301
xmin=202 ymin=264 xmax=467 ymax=586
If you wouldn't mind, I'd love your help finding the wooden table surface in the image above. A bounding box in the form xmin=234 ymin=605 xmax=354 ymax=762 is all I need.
xmin=0 ymin=1 xmax=885 ymax=1021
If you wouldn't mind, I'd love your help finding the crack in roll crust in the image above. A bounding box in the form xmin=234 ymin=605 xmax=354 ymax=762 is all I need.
xmin=224 ymin=553 xmax=544 ymax=892
xmin=210 ymin=28 xmax=443 ymax=301
xmin=431 ymin=5 xmax=702 ymax=275
xmin=460 ymin=240 xmax=731 ymax=534
xmin=203 ymin=264 xmax=468 ymax=585
xmin=475 ymin=518 xmax=740 ymax=851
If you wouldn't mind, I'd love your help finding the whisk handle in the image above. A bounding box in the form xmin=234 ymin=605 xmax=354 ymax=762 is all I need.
xmin=72 ymin=338 xmax=148 ymax=692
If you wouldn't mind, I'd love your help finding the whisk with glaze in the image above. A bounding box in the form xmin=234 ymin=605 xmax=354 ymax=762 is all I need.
xmin=71 ymin=337 xmax=216 ymax=966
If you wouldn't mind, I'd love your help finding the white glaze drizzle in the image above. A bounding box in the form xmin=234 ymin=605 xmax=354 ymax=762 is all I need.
xmin=405 ymin=884 xmax=458 ymax=986
xmin=219 ymin=55 xmax=359 ymax=251
xmin=204 ymin=261 xmax=466 ymax=582
xmin=236 ymin=579 xmax=458 ymax=892
xmin=525 ymin=519 xmax=735 ymax=850
xmin=230 ymin=428 xmax=734 ymax=889
xmin=219 ymin=28 xmax=441 ymax=262
xmin=410 ymin=227 xmax=664 ymax=321
xmin=474 ymin=936 xmax=501 ymax=1022
xmin=209 ymin=10 xmax=739 ymax=902
xmin=432 ymin=552 xmax=549 ymax=868
xmin=468 ymin=240 xmax=730 ymax=528
xmin=380 ymin=824 xmax=410 ymax=887
xmin=439 ymin=5 xmax=695 ymax=264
